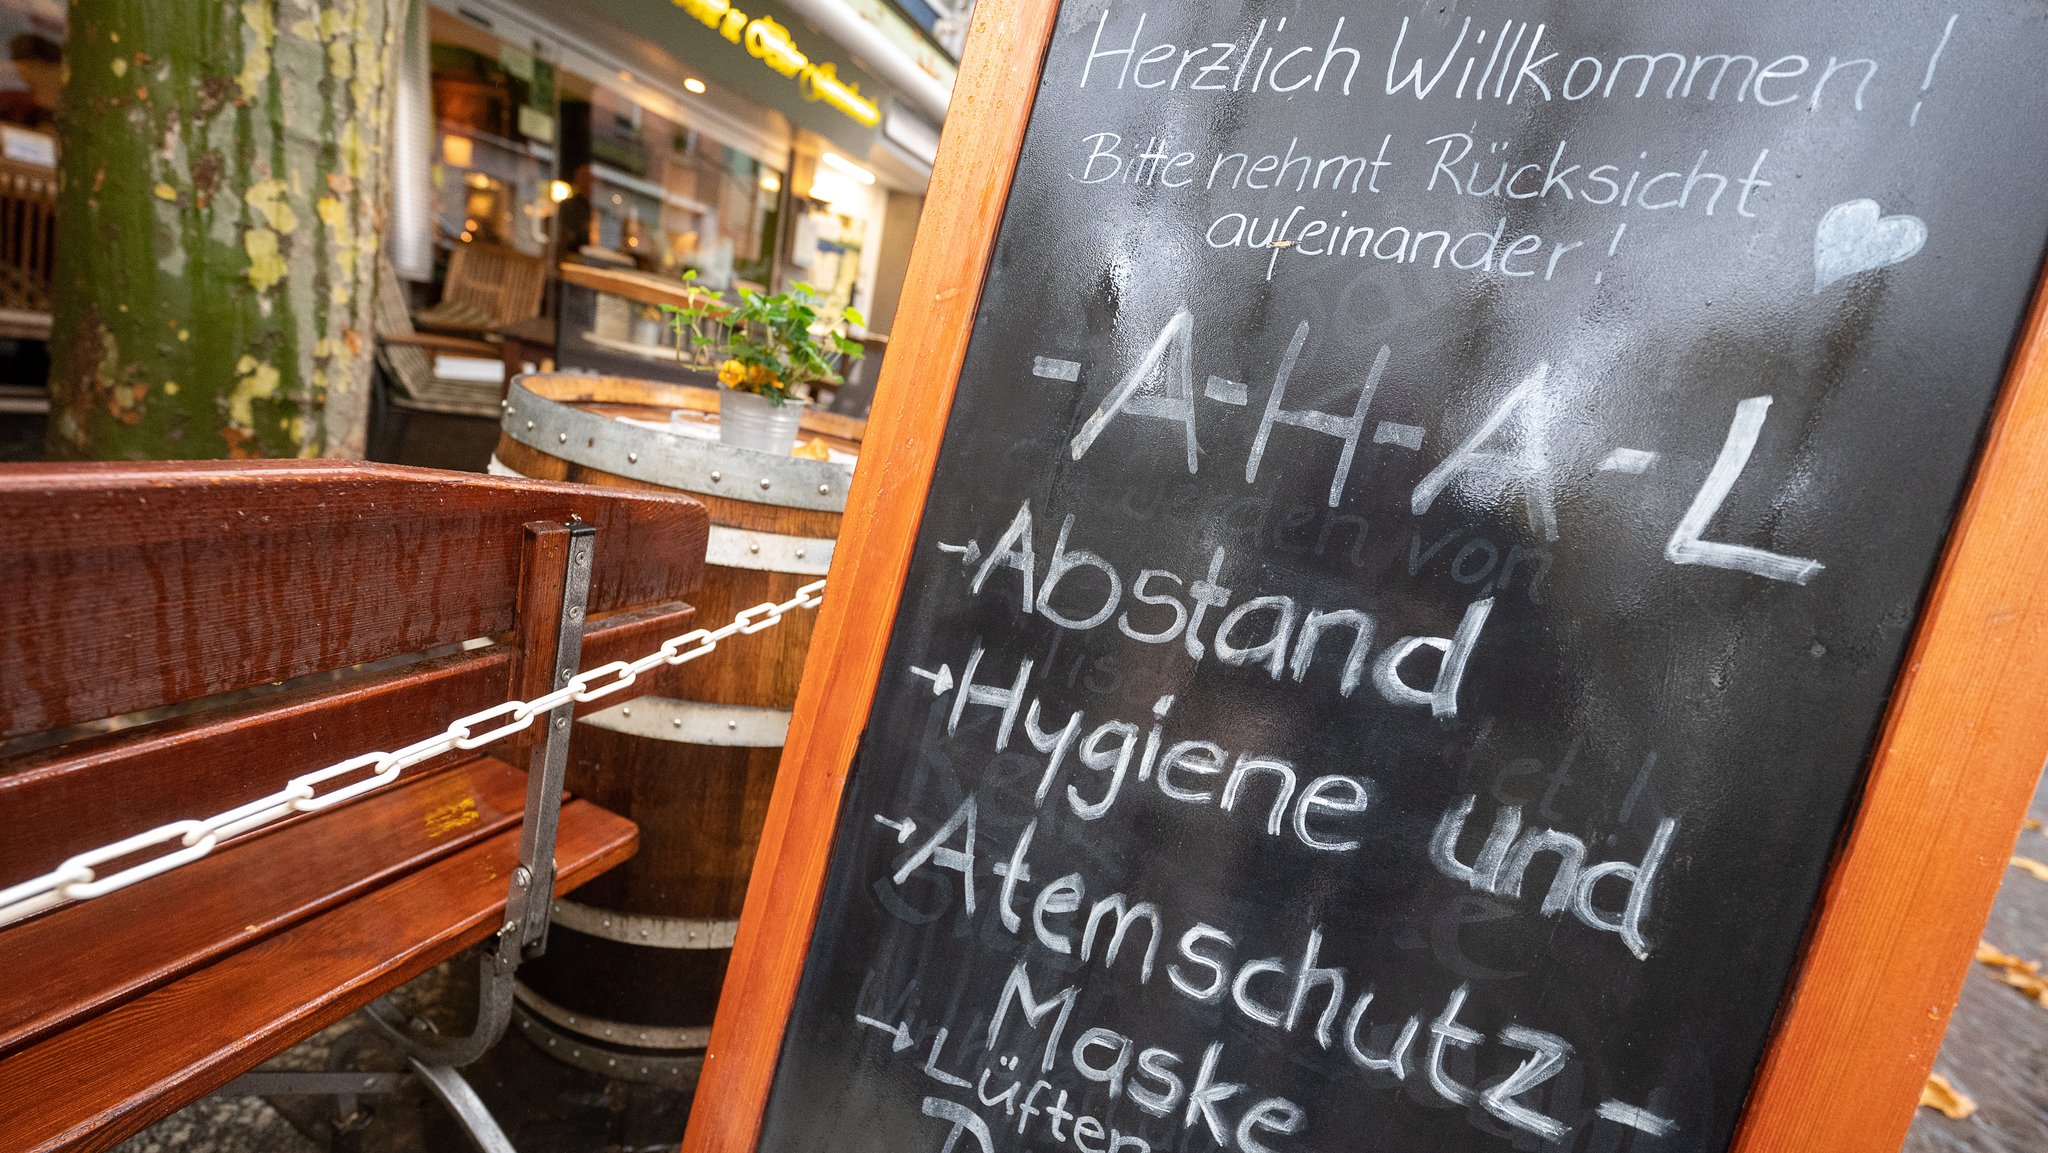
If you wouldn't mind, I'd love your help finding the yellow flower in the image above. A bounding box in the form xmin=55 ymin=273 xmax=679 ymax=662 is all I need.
xmin=717 ymin=359 xmax=745 ymax=386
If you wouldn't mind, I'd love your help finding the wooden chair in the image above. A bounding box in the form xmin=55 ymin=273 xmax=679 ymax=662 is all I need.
xmin=375 ymin=257 xmax=513 ymax=421
xmin=414 ymin=242 xmax=548 ymax=337
xmin=0 ymin=155 xmax=56 ymax=341
xmin=0 ymin=461 xmax=710 ymax=1152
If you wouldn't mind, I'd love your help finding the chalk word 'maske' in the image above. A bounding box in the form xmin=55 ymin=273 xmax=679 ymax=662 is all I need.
xmin=1052 ymin=310 xmax=1824 ymax=584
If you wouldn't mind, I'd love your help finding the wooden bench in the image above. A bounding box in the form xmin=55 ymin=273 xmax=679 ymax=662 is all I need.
xmin=0 ymin=461 xmax=710 ymax=1152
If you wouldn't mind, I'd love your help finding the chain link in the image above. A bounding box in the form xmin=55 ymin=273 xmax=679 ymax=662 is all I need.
xmin=0 ymin=580 xmax=825 ymax=930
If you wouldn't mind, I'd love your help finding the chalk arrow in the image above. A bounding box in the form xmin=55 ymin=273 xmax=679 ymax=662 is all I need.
xmin=937 ymin=540 xmax=982 ymax=566
xmin=855 ymin=1014 xmax=915 ymax=1052
xmin=873 ymin=813 xmax=917 ymax=843
xmin=1596 ymin=1102 xmax=1676 ymax=1137
xmin=910 ymin=664 xmax=954 ymax=696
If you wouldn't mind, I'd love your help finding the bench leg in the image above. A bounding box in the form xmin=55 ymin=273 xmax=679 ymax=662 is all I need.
xmin=409 ymin=1058 xmax=521 ymax=1153
xmin=367 ymin=520 xmax=594 ymax=1070
xmin=209 ymin=1063 xmax=517 ymax=1153
xmin=198 ymin=523 xmax=602 ymax=1153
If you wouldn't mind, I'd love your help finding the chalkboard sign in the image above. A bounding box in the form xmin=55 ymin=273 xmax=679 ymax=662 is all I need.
xmin=685 ymin=2 xmax=2048 ymax=1151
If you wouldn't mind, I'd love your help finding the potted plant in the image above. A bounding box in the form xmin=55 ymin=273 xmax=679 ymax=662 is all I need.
xmin=663 ymin=274 xmax=864 ymax=454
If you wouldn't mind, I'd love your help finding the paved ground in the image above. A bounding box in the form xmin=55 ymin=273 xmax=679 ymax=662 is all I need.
xmin=1905 ymin=770 xmax=2048 ymax=1153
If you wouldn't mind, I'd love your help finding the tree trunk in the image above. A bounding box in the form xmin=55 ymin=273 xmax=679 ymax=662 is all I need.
xmin=47 ymin=0 xmax=405 ymax=460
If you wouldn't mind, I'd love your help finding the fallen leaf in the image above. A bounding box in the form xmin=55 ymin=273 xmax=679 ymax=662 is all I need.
xmin=1919 ymin=1073 xmax=1976 ymax=1120
xmin=2012 ymin=855 xmax=2048 ymax=883
xmin=1975 ymin=940 xmax=2048 ymax=1006
xmin=2026 ymin=817 xmax=2042 ymax=831
xmin=792 ymin=437 xmax=830 ymax=460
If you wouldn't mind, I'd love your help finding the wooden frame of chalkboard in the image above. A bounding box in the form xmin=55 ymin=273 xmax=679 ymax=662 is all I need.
xmin=681 ymin=1 xmax=2048 ymax=1150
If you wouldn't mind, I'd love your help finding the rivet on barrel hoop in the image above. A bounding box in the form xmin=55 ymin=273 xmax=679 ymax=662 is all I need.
xmin=557 ymin=432 xmax=567 ymax=443
xmin=628 ymin=452 xmax=639 ymax=464
xmin=709 ymin=470 xmax=722 ymax=482
xmin=759 ymin=478 xmax=771 ymax=490
xmin=818 ymin=484 xmax=830 ymax=495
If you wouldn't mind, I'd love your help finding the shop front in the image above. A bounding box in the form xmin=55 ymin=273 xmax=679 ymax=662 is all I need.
xmin=387 ymin=0 xmax=951 ymax=444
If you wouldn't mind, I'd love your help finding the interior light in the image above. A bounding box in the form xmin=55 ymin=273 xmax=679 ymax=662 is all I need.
xmin=549 ymin=179 xmax=573 ymax=202
xmin=684 ymin=77 xmax=707 ymax=94
xmin=441 ymin=134 xmax=473 ymax=169
xmin=759 ymin=172 xmax=782 ymax=193
xmin=818 ymin=152 xmax=875 ymax=185
xmin=808 ymin=173 xmax=847 ymax=204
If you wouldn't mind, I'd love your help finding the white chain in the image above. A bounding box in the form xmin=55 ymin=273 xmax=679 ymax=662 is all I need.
xmin=0 ymin=579 xmax=826 ymax=931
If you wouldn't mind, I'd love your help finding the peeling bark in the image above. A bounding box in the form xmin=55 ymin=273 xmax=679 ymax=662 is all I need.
xmin=48 ymin=0 xmax=403 ymax=460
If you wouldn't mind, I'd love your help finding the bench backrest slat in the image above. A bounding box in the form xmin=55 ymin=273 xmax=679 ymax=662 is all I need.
xmin=0 ymin=461 xmax=707 ymax=738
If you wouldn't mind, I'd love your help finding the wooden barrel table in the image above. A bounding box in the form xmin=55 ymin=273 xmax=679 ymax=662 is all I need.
xmin=493 ymin=372 xmax=861 ymax=1084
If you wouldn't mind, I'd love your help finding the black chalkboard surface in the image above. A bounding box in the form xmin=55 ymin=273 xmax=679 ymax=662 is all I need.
xmin=756 ymin=2 xmax=2048 ymax=1151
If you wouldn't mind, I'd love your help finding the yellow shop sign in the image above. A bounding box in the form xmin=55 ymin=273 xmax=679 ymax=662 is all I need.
xmin=672 ymin=0 xmax=882 ymax=126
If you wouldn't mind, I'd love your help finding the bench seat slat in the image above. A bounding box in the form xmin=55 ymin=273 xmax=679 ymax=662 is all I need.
xmin=0 ymin=756 xmax=533 ymax=1056
xmin=0 ymin=798 xmax=637 ymax=1153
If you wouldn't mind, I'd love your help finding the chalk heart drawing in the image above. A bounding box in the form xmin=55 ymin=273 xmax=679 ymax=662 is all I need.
xmin=1813 ymin=199 xmax=1928 ymax=293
